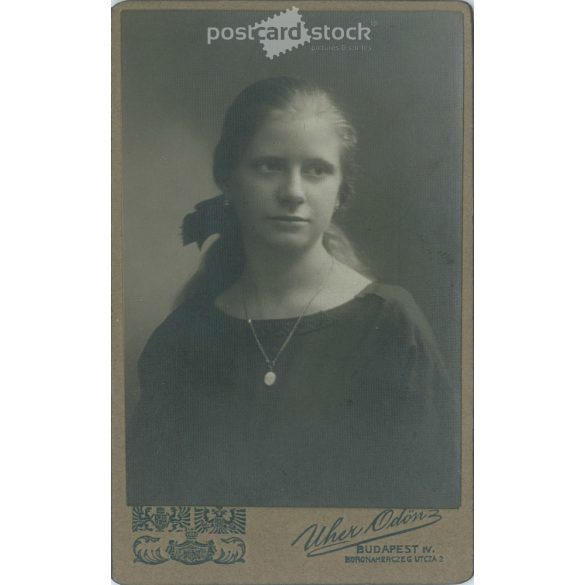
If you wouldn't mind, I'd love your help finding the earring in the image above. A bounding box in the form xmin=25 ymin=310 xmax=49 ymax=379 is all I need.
xmin=223 ymin=198 xmax=231 ymax=208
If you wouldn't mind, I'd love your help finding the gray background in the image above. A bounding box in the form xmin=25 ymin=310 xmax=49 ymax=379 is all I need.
xmin=122 ymin=9 xmax=464 ymax=414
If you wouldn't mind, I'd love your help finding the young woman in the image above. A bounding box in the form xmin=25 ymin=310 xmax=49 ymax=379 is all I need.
xmin=127 ymin=77 xmax=459 ymax=508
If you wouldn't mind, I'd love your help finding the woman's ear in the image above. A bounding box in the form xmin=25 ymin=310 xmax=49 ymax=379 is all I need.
xmin=335 ymin=188 xmax=346 ymax=211
xmin=337 ymin=181 xmax=351 ymax=210
xmin=222 ymin=180 xmax=234 ymax=203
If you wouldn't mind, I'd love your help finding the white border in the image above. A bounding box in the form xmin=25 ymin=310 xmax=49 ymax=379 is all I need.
xmin=1 ymin=1 xmax=584 ymax=584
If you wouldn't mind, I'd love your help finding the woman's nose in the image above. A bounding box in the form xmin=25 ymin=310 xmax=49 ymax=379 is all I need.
xmin=277 ymin=170 xmax=305 ymax=205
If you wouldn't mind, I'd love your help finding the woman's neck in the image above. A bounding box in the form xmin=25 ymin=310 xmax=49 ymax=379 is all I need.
xmin=239 ymin=243 xmax=333 ymax=318
xmin=214 ymin=240 xmax=373 ymax=320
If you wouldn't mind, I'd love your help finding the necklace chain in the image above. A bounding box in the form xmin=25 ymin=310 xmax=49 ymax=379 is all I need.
xmin=242 ymin=257 xmax=335 ymax=385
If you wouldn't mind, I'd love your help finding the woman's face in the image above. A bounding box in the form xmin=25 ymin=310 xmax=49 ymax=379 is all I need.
xmin=227 ymin=110 xmax=343 ymax=252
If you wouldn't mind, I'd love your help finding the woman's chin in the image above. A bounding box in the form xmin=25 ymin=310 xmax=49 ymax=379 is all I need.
xmin=251 ymin=230 xmax=318 ymax=252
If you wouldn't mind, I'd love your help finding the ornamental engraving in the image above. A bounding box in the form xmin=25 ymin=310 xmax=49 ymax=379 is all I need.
xmin=194 ymin=507 xmax=247 ymax=534
xmin=131 ymin=506 xmax=247 ymax=565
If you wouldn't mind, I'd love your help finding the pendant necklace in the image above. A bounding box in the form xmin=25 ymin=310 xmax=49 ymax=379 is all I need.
xmin=242 ymin=257 xmax=335 ymax=387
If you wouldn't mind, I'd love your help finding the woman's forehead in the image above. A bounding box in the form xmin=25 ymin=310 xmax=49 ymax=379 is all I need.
xmin=246 ymin=112 xmax=343 ymax=159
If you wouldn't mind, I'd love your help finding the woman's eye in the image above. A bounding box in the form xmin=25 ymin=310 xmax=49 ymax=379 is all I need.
xmin=253 ymin=160 xmax=284 ymax=173
xmin=303 ymin=163 xmax=332 ymax=177
xmin=305 ymin=166 xmax=324 ymax=176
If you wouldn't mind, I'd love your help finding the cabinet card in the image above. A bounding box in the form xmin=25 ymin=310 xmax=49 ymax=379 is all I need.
xmin=112 ymin=1 xmax=473 ymax=583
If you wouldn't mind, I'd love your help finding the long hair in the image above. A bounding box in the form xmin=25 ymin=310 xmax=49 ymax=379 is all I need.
xmin=176 ymin=77 xmax=371 ymax=306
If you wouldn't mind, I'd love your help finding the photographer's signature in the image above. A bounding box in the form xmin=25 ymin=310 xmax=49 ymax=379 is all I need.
xmin=291 ymin=508 xmax=442 ymax=558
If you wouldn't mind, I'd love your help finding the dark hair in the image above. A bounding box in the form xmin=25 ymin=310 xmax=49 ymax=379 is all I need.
xmin=176 ymin=77 xmax=370 ymax=305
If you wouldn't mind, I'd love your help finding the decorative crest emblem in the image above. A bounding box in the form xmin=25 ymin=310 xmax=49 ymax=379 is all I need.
xmin=195 ymin=506 xmax=246 ymax=534
xmin=167 ymin=529 xmax=216 ymax=565
xmin=152 ymin=507 xmax=170 ymax=531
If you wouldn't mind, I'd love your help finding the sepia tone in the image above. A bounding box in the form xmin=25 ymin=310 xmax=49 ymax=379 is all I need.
xmin=112 ymin=2 xmax=473 ymax=584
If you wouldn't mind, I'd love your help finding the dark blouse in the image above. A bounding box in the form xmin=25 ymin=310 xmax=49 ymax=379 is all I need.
xmin=127 ymin=283 xmax=460 ymax=508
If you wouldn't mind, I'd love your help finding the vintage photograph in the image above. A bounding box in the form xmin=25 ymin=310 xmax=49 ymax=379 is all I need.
xmin=120 ymin=3 xmax=465 ymax=510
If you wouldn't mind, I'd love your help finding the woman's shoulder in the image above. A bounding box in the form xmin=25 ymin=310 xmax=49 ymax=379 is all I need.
xmin=140 ymin=294 xmax=215 ymax=358
xmin=360 ymin=282 xmax=413 ymax=301
xmin=359 ymin=282 xmax=421 ymax=315
xmin=358 ymin=282 xmax=437 ymax=343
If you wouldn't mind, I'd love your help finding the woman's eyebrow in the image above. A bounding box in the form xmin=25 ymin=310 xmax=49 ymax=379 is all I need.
xmin=249 ymin=155 xmax=285 ymax=164
xmin=304 ymin=158 xmax=336 ymax=171
xmin=248 ymin=156 xmax=337 ymax=170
